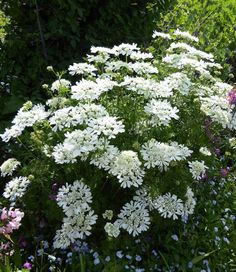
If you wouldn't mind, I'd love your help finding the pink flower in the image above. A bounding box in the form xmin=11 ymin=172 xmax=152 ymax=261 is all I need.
xmin=0 ymin=208 xmax=8 ymax=221
xmin=23 ymin=262 xmax=33 ymax=270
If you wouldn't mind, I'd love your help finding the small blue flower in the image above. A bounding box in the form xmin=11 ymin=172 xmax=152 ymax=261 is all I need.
xmin=171 ymin=234 xmax=179 ymax=241
xmin=223 ymin=237 xmax=230 ymax=244
xmin=135 ymin=255 xmax=142 ymax=262
xmin=188 ymin=261 xmax=193 ymax=269
xmin=94 ymin=257 xmax=100 ymax=265
xmin=214 ymin=227 xmax=218 ymax=232
xmin=116 ymin=250 xmax=124 ymax=258
xmin=126 ymin=255 xmax=132 ymax=260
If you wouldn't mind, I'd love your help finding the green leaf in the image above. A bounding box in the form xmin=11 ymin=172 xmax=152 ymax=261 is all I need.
xmin=191 ymin=250 xmax=217 ymax=265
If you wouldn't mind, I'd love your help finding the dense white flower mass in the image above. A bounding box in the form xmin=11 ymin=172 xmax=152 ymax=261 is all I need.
xmin=109 ymin=151 xmax=145 ymax=188
xmin=71 ymin=78 xmax=117 ymax=101
xmin=87 ymin=116 xmax=125 ymax=139
xmin=154 ymin=193 xmax=184 ymax=220
xmin=54 ymin=180 xmax=97 ymax=248
xmin=199 ymin=147 xmax=211 ymax=156
xmin=49 ymin=104 xmax=108 ymax=131
xmin=188 ymin=160 xmax=208 ymax=180
xmin=3 ymin=176 xmax=31 ymax=203
xmin=116 ymin=201 xmax=150 ymax=236
xmin=51 ymin=79 xmax=71 ymax=92
xmin=200 ymin=96 xmax=231 ymax=128
xmin=0 ymin=158 xmax=21 ymax=177
xmin=144 ymin=99 xmax=179 ymax=126
xmin=90 ymin=145 xmax=120 ymax=171
xmin=141 ymin=139 xmax=192 ymax=170
xmin=164 ymin=72 xmax=192 ymax=95
xmin=52 ymin=129 xmax=99 ymax=164
xmin=120 ymin=76 xmax=172 ymax=98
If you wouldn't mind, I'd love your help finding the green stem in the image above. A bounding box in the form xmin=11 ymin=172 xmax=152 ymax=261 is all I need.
xmin=80 ymin=254 xmax=86 ymax=272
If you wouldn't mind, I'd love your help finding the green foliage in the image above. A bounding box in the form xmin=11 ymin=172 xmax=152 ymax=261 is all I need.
xmin=149 ymin=0 xmax=236 ymax=79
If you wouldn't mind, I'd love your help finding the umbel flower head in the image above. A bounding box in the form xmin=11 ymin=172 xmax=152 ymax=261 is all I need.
xmin=0 ymin=29 xmax=234 ymax=248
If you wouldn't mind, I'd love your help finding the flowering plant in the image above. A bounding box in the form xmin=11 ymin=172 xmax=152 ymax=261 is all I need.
xmin=0 ymin=29 xmax=234 ymax=261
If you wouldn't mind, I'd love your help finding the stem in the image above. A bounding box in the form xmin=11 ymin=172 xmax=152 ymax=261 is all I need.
xmin=34 ymin=0 xmax=48 ymax=60
xmin=79 ymin=254 xmax=86 ymax=272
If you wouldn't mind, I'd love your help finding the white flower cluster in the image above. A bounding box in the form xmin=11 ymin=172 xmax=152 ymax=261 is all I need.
xmin=144 ymin=99 xmax=179 ymax=126
xmin=0 ymin=104 xmax=49 ymax=142
xmin=51 ymin=79 xmax=71 ymax=92
xmin=188 ymin=160 xmax=208 ymax=180
xmin=141 ymin=139 xmax=192 ymax=171
xmin=53 ymin=180 xmax=97 ymax=249
xmin=3 ymin=176 xmax=31 ymax=203
xmin=109 ymin=151 xmax=145 ymax=188
xmin=0 ymin=158 xmax=21 ymax=177
xmin=115 ymin=200 xmax=150 ymax=237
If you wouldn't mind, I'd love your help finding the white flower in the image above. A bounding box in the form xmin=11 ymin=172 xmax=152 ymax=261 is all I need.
xmin=120 ymin=76 xmax=172 ymax=99
xmin=0 ymin=104 xmax=49 ymax=142
xmin=54 ymin=180 xmax=97 ymax=249
xmin=200 ymin=96 xmax=231 ymax=128
xmin=116 ymin=200 xmax=150 ymax=236
xmin=141 ymin=139 xmax=192 ymax=171
xmin=164 ymin=72 xmax=192 ymax=95
xmin=3 ymin=176 xmax=31 ymax=202
xmin=144 ymin=99 xmax=179 ymax=126
xmin=182 ymin=186 xmax=196 ymax=216
xmin=109 ymin=151 xmax=145 ymax=188
xmin=154 ymin=193 xmax=184 ymax=220
xmin=152 ymin=31 xmax=171 ymax=40
xmin=188 ymin=160 xmax=208 ymax=180
xmin=0 ymin=158 xmax=21 ymax=177
xmin=87 ymin=116 xmax=125 ymax=139
xmin=102 ymin=210 xmax=114 ymax=220
xmin=112 ymin=43 xmax=140 ymax=56
xmin=104 ymin=222 xmax=120 ymax=238
xmin=199 ymin=147 xmax=211 ymax=156
xmin=56 ymin=180 xmax=93 ymax=216
xmin=129 ymin=62 xmax=158 ymax=75
xmin=51 ymin=79 xmax=71 ymax=92
xmin=52 ymin=129 xmax=99 ymax=164
xmin=173 ymin=29 xmax=199 ymax=42
xmin=133 ymin=187 xmax=156 ymax=211
xmin=68 ymin=63 xmax=97 ymax=76
xmin=90 ymin=145 xmax=120 ymax=171
xmin=130 ymin=51 xmax=153 ymax=60
xmin=71 ymin=78 xmax=117 ymax=101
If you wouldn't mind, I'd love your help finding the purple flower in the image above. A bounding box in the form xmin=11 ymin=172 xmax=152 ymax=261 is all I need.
xmin=23 ymin=262 xmax=32 ymax=270
xmin=227 ymin=89 xmax=236 ymax=105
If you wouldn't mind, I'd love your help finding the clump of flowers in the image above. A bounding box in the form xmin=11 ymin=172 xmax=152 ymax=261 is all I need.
xmin=0 ymin=29 xmax=234 ymax=253
xmin=0 ymin=207 xmax=24 ymax=234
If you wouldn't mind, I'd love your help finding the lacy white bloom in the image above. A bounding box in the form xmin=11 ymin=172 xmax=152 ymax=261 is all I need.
xmin=87 ymin=116 xmax=125 ymax=139
xmin=46 ymin=97 xmax=69 ymax=110
xmin=90 ymin=46 xmax=115 ymax=55
xmin=120 ymin=76 xmax=172 ymax=98
xmin=0 ymin=158 xmax=21 ymax=177
xmin=57 ymin=180 xmax=93 ymax=216
xmin=141 ymin=139 xmax=192 ymax=170
xmin=188 ymin=160 xmax=208 ymax=180
xmin=154 ymin=193 xmax=184 ymax=220
xmin=182 ymin=186 xmax=196 ymax=216
xmin=109 ymin=151 xmax=145 ymax=188
xmin=51 ymin=79 xmax=71 ymax=92
xmin=164 ymin=72 xmax=192 ymax=95
xmin=71 ymin=78 xmax=117 ymax=101
xmin=3 ymin=176 xmax=31 ymax=202
xmin=112 ymin=43 xmax=140 ymax=56
xmin=152 ymin=31 xmax=171 ymax=40
xmin=0 ymin=104 xmax=49 ymax=142
xmin=200 ymin=96 xmax=231 ymax=128
xmin=54 ymin=180 xmax=97 ymax=249
xmin=167 ymin=42 xmax=214 ymax=61
xmin=199 ymin=147 xmax=211 ymax=156
xmin=102 ymin=210 xmax=114 ymax=220
xmin=49 ymin=104 xmax=108 ymax=131
xmin=129 ymin=62 xmax=158 ymax=75
xmin=87 ymin=53 xmax=110 ymax=64
xmin=130 ymin=51 xmax=153 ymax=60
xmin=144 ymin=99 xmax=179 ymax=126
xmin=104 ymin=222 xmax=120 ymax=238
xmin=173 ymin=29 xmax=199 ymax=42
xmin=90 ymin=145 xmax=120 ymax=171
xmin=133 ymin=187 xmax=156 ymax=211
xmin=53 ymin=209 xmax=97 ymax=248
xmin=68 ymin=63 xmax=97 ymax=76
xmin=116 ymin=201 xmax=150 ymax=236
xmin=52 ymin=129 xmax=99 ymax=164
